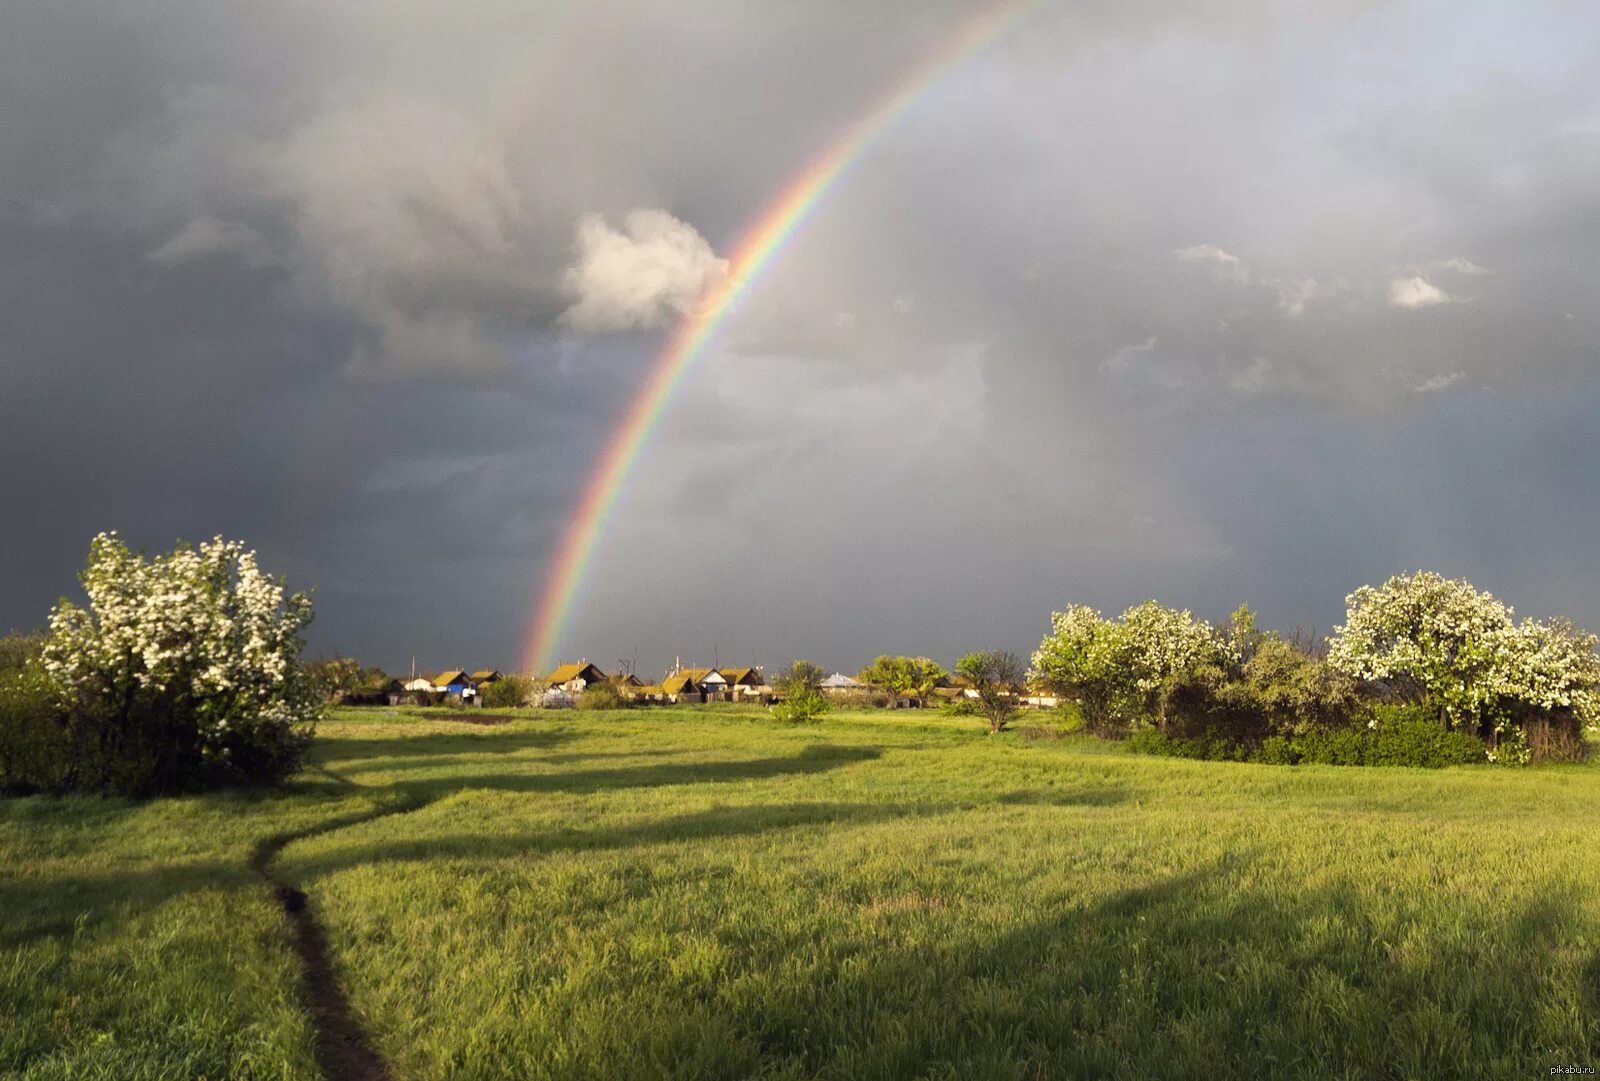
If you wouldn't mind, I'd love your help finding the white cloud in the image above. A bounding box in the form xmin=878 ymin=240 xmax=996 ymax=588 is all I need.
xmin=1173 ymin=243 xmax=1250 ymax=284
xmin=1274 ymin=277 xmax=1321 ymax=318
xmin=833 ymin=311 xmax=856 ymax=329
xmin=560 ymin=210 xmax=727 ymax=332
xmin=1434 ymin=256 xmax=1488 ymax=275
xmin=147 ymin=217 xmax=268 ymax=266
xmin=1389 ymin=275 xmax=1451 ymax=309
xmin=1412 ymin=371 xmax=1465 ymax=393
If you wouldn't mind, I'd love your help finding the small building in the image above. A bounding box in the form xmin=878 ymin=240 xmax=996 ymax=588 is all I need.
xmin=546 ymin=662 xmax=608 ymax=695
xmin=470 ymin=669 xmax=503 ymax=687
xmin=718 ymin=667 xmax=765 ymax=698
xmin=403 ymin=674 xmax=437 ymax=693
xmin=433 ymin=670 xmax=477 ymax=702
xmin=820 ymin=672 xmax=863 ymax=692
xmin=662 ymin=672 xmax=702 ymax=703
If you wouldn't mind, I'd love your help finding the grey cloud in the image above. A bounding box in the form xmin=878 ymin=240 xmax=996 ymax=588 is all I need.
xmin=3 ymin=0 xmax=1599 ymax=678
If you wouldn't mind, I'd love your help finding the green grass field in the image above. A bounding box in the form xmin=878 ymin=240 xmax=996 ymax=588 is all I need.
xmin=4 ymin=706 xmax=1599 ymax=1079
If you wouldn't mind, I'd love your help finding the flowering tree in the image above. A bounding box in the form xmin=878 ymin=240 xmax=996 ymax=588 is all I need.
xmin=1329 ymin=572 xmax=1600 ymax=763
xmin=1029 ymin=605 xmax=1126 ymax=733
xmin=1030 ymin=602 xmax=1235 ymax=732
xmin=41 ymin=532 xmax=319 ymax=793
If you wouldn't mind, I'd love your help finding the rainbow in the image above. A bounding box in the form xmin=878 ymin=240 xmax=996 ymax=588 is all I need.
xmin=523 ymin=1 xmax=1032 ymax=673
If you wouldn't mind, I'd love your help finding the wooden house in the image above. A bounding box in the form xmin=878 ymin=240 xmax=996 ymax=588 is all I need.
xmin=545 ymin=662 xmax=608 ymax=695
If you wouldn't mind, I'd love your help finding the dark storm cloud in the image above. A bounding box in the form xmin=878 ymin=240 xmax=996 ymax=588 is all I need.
xmin=1 ymin=1 xmax=1597 ymax=678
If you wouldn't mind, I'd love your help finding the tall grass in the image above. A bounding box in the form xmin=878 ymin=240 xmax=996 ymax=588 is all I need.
xmin=3 ymin=706 xmax=1598 ymax=1079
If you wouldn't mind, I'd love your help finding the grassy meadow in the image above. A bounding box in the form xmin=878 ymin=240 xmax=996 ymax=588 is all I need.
xmin=4 ymin=705 xmax=1599 ymax=1079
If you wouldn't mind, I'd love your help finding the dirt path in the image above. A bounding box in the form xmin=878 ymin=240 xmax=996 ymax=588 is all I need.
xmin=249 ymin=790 xmax=418 ymax=1081
xmin=267 ymin=880 xmax=393 ymax=1081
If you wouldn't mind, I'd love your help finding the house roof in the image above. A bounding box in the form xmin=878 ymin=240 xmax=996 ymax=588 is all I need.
xmin=679 ymin=667 xmax=718 ymax=681
xmin=663 ymin=673 xmax=698 ymax=694
xmin=470 ymin=669 xmax=501 ymax=682
xmin=631 ymin=683 xmax=663 ymax=695
xmin=719 ymin=666 xmax=758 ymax=684
xmin=547 ymin=662 xmax=606 ymax=684
xmin=820 ymin=672 xmax=862 ymax=688
xmin=435 ymin=670 xmax=470 ymax=685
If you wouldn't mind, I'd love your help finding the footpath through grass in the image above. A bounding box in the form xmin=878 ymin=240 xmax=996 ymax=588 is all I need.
xmin=3 ymin=705 xmax=1599 ymax=1079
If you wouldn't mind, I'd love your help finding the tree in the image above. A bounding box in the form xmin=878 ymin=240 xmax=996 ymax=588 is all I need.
xmin=1029 ymin=606 xmax=1127 ymax=735
xmin=1328 ymin=572 xmax=1600 ymax=763
xmin=857 ymin=655 xmax=948 ymax=703
xmin=772 ymin=659 xmax=828 ymax=723
xmin=305 ymin=656 xmax=365 ymax=701
xmin=482 ymin=674 xmax=537 ymax=709
xmin=956 ymin=650 xmax=1024 ymax=734
xmin=37 ymin=532 xmax=319 ymax=794
xmin=1030 ymin=602 xmax=1236 ymax=734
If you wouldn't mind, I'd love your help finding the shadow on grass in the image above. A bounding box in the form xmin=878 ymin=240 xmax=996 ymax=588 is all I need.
xmin=690 ymin=861 xmax=1600 ymax=1080
xmin=280 ymin=799 xmax=940 ymax=877
xmin=311 ymin=727 xmax=576 ymax=766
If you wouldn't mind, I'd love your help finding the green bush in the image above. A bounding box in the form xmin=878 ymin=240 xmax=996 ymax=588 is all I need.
xmin=771 ymin=689 xmax=828 ymax=724
xmin=576 ymin=682 xmax=627 ymax=710
xmin=1127 ymin=729 xmax=1249 ymax=762
xmin=1362 ymin=706 xmax=1485 ymax=767
xmin=482 ymin=676 xmax=536 ymax=709
xmin=1257 ymin=736 xmax=1297 ymax=765
xmin=1291 ymin=727 xmax=1366 ymax=766
xmin=0 ymin=664 xmax=68 ymax=793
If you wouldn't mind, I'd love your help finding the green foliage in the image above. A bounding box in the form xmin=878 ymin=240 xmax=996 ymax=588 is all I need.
xmin=1126 ymin=729 xmax=1250 ymax=762
xmin=1290 ymin=726 xmax=1368 ymax=766
xmin=305 ymin=656 xmax=367 ymax=700
xmin=1257 ymin=736 xmax=1296 ymax=765
xmin=1361 ymin=706 xmax=1488 ymax=767
xmin=857 ymin=655 xmax=948 ymax=700
xmin=482 ymin=675 xmax=537 ymax=709
xmin=771 ymin=663 xmax=829 ymax=723
xmin=775 ymin=659 xmax=827 ymax=697
xmin=0 ymin=631 xmax=44 ymax=676
xmin=0 ymin=662 xmax=67 ymax=792
xmin=771 ymin=688 xmax=829 ymax=724
xmin=577 ymin=682 xmax=628 ymax=710
xmin=955 ymin=649 xmax=1024 ymax=734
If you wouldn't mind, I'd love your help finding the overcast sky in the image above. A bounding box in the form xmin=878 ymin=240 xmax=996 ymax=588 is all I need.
xmin=2 ymin=1 xmax=1597 ymax=679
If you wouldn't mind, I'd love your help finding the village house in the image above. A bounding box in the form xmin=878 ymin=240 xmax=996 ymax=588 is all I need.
xmin=545 ymin=662 xmax=608 ymax=695
xmin=717 ymin=667 xmax=766 ymax=698
xmin=820 ymin=672 xmax=863 ymax=692
xmin=661 ymin=671 xmax=702 ymax=703
xmin=470 ymin=669 xmax=503 ymax=688
xmin=432 ymin=670 xmax=477 ymax=702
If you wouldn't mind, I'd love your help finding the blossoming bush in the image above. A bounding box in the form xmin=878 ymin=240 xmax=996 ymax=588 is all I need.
xmin=1029 ymin=602 xmax=1236 ymax=735
xmin=1329 ymin=572 xmax=1599 ymax=763
xmin=14 ymin=533 xmax=321 ymax=795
